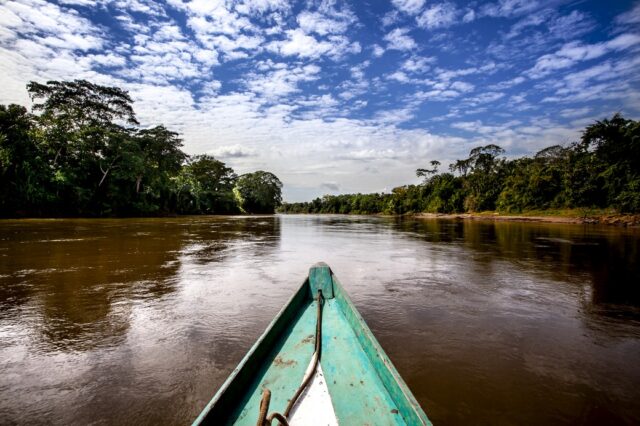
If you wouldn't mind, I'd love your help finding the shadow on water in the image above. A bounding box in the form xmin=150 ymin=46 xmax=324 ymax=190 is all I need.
xmin=382 ymin=218 xmax=640 ymax=425
xmin=0 ymin=217 xmax=282 ymax=353
xmin=394 ymin=218 xmax=640 ymax=311
xmin=0 ymin=216 xmax=284 ymax=425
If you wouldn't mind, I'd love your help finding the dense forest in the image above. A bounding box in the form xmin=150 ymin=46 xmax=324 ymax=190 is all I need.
xmin=2 ymin=80 xmax=638 ymax=218
xmin=0 ymin=80 xmax=282 ymax=217
xmin=279 ymin=114 xmax=640 ymax=215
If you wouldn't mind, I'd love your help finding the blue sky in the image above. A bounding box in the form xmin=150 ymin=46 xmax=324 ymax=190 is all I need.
xmin=1 ymin=0 xmax=639 ymax=201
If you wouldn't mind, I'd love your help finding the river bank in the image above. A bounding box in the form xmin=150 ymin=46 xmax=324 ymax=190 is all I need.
xmin=413 ymin=211 xmax=640 ymax=227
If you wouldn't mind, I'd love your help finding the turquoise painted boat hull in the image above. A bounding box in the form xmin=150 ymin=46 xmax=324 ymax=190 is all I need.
xmin=193 ymin=263 xmax=431 ymax=425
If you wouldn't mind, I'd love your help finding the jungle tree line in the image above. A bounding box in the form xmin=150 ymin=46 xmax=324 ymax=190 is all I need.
xmin=0 ymin=80 xmax=282 ymax=217
xmin=279 ymin=114 xmax=640 ymax=215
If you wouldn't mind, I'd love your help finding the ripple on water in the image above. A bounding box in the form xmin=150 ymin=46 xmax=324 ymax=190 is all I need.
xmin=0 ymin=216 xmax=639 ymax=425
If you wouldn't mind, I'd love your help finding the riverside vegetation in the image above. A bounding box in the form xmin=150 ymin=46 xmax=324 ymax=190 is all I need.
xmin=0 ymin=80 xmax=282 ymax=217
xmin=2 ymin=80 xmax=638 ymax=220
xmin=279 ymin=114 xmax=640 ymax=218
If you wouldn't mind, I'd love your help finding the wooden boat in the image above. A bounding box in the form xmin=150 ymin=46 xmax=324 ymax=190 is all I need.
xmin=193 ymin=263 xmax=431 ymax=425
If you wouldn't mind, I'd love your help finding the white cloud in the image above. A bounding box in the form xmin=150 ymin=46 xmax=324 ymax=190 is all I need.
xmin=559 ymin=107 xmax=591 ymax=118
xmin=435 ymin=62 xmax=497 ymax=82
xmin=414 ymin=89 xmax=461 ymax=102
xmin=113 ymin=0 xmax=168 ymax=16
xmin=267 ymin=29 xmax=360 ymax=59
xmin=480 ymin=0 xmax=541 ymax=18
xmin=527 ymin=33 xmax=640 ymax=78
xmin=388 ymin=71 xmax=410 ymax=83
xmin=371 ymin=44 xmax=385 ymax=57
xmin=450 ymin=81 xmax=474 ymax=92
xmin=298 ymin=11 xmax=345 ymax=35
xmin=504 ymin=8 xmax=552 ymax=40
xmin=339 ymin=148 xmax=406 ymax=161
xmin=234 ymin=0 xmax=290 ymax=16
xmin=208 ymin=144 xmax=257 ymax=158
xmin=182 ymin=4 xmax=254 ymax=36
xmin=401 ymin=55 xmax=435 ymax=73
xmin=121 ymin=25 xmax=221 ymax=83
xmin=2 ymin=0 xmax=105 ymax=49
xmin=540 ymin=55 xmax=640 ymax=106
xmin=88 ymin=53 xmax=127 ymax=67
xmin=245 ymin=62 xmax=321 ymax=99
xmin=488 ymin=76 xmax=525 ymax=90
xmin=384 ymin=28 xmax=417 ymax=51
xmin=296 ymin=2 xmax=356 ymax=36
xmin=548 ymin=10 xmax=595 ymax=40
xmin=391 ymin=0 xmax=426 ymax=15
xmin=615 ymin=2 xmax=640 ymax=25
xmin=416 ymin=2 xmax=459 ymax=30
xmin=381 ymin=10 xmax=401 ymax=27
xmin=462 ymin=9 xmax=476 ymax=23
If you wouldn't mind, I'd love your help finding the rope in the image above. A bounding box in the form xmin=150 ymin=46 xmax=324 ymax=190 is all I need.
xmin=257 ymin=289 xmax=324 ymax=426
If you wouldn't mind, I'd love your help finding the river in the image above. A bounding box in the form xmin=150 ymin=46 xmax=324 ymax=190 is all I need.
xmin=1 ymin=215 xmax=639 ymax=425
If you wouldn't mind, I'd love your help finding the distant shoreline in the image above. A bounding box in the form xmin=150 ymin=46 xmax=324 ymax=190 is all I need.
xmin=2 ymin=212 xmax=639 ymax=227
xmin=412 ymin=212 xmax=640 ymax=227
xmin=277 ymin=210 xmax=640 ymax=227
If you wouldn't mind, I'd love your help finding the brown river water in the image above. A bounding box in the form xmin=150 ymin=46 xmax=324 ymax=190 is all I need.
xmin=0 ymin=215 xmax=639 ymax=425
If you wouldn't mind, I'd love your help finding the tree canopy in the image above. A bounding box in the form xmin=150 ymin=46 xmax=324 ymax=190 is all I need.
xmin=0 ymin=80 xmax=281 ymax=217
xmin=234 ymin=171 xmax=283 ymax=214
xmin=280 ymin=114 xmax=640 ymax=215
xmin=2 ymin=79 xmax=638 ymax=218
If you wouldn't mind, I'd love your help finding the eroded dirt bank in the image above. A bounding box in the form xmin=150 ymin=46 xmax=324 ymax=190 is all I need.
xmin=414 ymin=212 xmax=640 ymax=227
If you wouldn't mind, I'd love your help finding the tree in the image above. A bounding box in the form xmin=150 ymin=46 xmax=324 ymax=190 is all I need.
xmin=0 ymin=104 xmax=51 ymax=215
xmin=174 ymin=155 xmax=238 ymax=214
xmin=579 ymin=114 xmax=640 ymax=211
xmin=130 ymin=126 xmax=186 ymax=213
xmin=26 ymin=80 xmax=140 ymax=214
xmin=458 ymin=144 xmax=506 ymax=211
xmin=416 ymin=160 xmax=441 ymax=180
xmin=27 ymin=80 xmax=138 ymax=127
xmin=234 ymin=171 xmax=283 ymax=213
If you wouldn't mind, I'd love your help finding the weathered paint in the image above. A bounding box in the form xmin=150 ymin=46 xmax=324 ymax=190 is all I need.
xmin=321 ymin=300 xmax=406 ymax=424
xmin=331 ymin=274 xmax=431 ymax=425
xmin=308 ymin=261 xmax=334 ymax=299
xmin=193 ymin=264 xmax=431 ymax=425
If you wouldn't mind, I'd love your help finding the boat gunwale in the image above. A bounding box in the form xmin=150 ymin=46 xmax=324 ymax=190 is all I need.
xmin=192 ymin=279 xmax=309 ymax=425
xmin=192 ymin=264 xmax=431 ymax=425
xmin=330 ymin=273 xmax=431 ymax=425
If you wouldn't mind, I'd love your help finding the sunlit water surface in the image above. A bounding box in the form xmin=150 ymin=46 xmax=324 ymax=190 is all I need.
xmin=1 ymin=215 xmax=639 ymax=425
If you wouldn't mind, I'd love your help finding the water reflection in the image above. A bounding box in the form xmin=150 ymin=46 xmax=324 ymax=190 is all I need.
xmin=0 ymin=216 xmax=639 ymax=425
xmin=395 ymin=219 xmax=640 ymax=309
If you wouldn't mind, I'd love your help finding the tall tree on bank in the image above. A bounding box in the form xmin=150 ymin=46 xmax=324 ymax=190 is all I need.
xmin=0 ymin=105 xmax=50 ymax=215
xmin=579 ymin=113 xmax=640 ymax=212
xmin=27 ymin=80 xmax=139 ymax=215
xmin=1 ymin=79 xmax=283 ymax=217
xmin=174 ymin=155 xmax=238 ymax=214
xmin=234 ymin=171 xmax=283 ymax=214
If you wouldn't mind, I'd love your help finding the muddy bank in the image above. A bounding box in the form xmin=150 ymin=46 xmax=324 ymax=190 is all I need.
xmin=414 ymin=212 xmax=640 ymax=227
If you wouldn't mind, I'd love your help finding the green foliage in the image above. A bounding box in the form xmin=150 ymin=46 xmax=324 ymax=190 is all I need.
xmin=0 ymin=104 xmax=51 ymax=214
xmin=280 ymin=115 xmax=640 ymax=215
xmin=0 ymin=80 xmax=280 ymax=217
xmin=2 ymin=79 xmax=638 ymax=217
xmin=234 ymin=171 xmax=282 ymax=214
xmin=174 ymin=155 xmax=238 ymax=214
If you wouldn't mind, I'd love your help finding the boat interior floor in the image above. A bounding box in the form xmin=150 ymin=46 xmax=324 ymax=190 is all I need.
xmin=229 ymin=299 xmax=408 ymax=425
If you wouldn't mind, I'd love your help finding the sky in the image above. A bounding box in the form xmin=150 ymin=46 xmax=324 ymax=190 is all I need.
xmin=1 ymin=0 xmax=639 ymax=201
